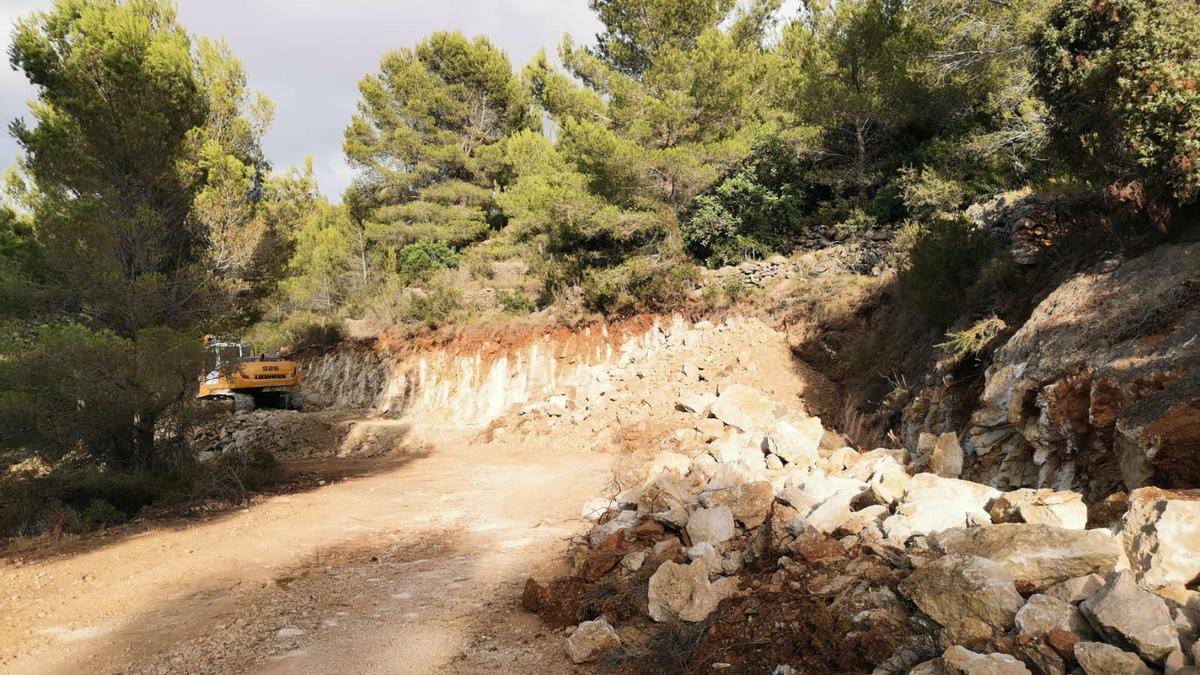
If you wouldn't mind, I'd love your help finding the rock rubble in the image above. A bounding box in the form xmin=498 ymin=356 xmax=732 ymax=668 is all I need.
xmin=526 ymin=381 xmax=1200 ymax=673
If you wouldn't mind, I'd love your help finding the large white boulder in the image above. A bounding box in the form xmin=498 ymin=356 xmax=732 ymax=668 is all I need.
xmin=900 ymin=554 xmax=1024 ymax=630
xmin=768 ymin=417 xmax=823 ymax=468
xmin=1121 ymin=487 xmax=1200 ymax=589
xmin=882 ymin=473 xmax=999 ymax=541
xmin=989 ymin=488 xmax=1088 ymax=530
xmin=709 ymin=384 xmax=785 ymax=432
xmin=934 ymin=523 xmax=1121 ymax=590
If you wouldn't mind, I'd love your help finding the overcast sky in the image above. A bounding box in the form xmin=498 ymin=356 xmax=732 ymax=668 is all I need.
xmin=0 ymin=0 xmax=602 ymax=200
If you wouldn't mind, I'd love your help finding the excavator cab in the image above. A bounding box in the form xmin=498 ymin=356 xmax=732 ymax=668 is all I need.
xmin=198 ymin=336 xmax=304 ymax=412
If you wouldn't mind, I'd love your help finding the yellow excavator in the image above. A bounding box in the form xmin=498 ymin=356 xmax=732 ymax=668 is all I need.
xmin=198 ymin=336 xmax=304 ymax=412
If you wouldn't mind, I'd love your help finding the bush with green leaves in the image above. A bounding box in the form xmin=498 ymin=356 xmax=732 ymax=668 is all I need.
xmin=81 ymin=498 xmax=127 ymax=527
xmin=245 ymin=311 xmax=345 ymax=355
xmin=1034 ymin=0 xmax=1200 ymax=230
xmin=904 ymin=219 xmax=997 ymax=322
xmin=682 ymin=136 xmax=808 ymax=267
xmin=498 ymin=290 xmax=537 ymax=314
xmin=581 ymin=258 xmax=698 ymax=316
xmin=397 ymin=240 xmax=460 ymax=281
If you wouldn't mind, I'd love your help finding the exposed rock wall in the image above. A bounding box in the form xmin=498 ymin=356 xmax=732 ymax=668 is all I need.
xmin=904 ymin=241 xmax=1199 ymax=500
xmin=300 ymin=316 xmax=750 ymax=428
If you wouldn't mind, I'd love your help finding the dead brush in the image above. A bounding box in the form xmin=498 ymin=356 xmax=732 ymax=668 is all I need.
xmin=600 ymin=614 xmax=717 ymax=672
xmin=936 ymin=315 xmax=1006 ymax=363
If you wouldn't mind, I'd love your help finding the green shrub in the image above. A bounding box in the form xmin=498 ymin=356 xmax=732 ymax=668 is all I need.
xmin=896 ymin=166 xmax=966 ymax=221
xmin=399 ymin=286 xmax=463 ymax=327
xmin=1034 ymin=0 xmax=1200 ymax=230
xmin=904 ymin=219 xmax=997 ymax=322
xmin=498 ymin=290 xmax=536 ymax=313
xmin=397 ymin=240 xmax=459 ymax=281
xmin=0 ymin=323 xmax=201 ymax=470
xmin=81 ymin=498 xmax=126 ymax=527
xmin=582 ymin=258 xmax=698 ymax=316
xmin=937 ymin=316 xmax=1007 ymax=362
xmin=245 ymin=312 xmax=345 ymax=355
xmin=681 ymin=135 xmax=807 ymax=266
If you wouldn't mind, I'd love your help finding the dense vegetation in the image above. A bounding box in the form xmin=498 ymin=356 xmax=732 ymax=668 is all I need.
xmin=0 ymin=0 xmax=1196 ymax=534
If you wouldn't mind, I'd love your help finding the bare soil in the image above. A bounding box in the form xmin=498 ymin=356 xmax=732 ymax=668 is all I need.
xmin=0 ymin=431 xmax=610 ymax=674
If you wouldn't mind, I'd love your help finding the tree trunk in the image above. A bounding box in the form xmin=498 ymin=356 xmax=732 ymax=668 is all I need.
xmin=856 ymin=118 xmax=868 ymax=202
xmin=132 ymin=408 xmax=158 ymax=470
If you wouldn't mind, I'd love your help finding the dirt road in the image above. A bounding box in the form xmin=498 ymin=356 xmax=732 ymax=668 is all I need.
xmin=0 ymin=432 xmax=611 ymax=674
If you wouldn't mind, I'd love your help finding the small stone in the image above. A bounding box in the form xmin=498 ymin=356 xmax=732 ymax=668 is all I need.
xmin=620 ymin=550 xmax=647 ymax=572
xmin=941 ymin=645 xmax=1031 ymax=674
xmin=580 ymin=497 xmax=613 ymax=522
xmin=1016 ymin=594 xmax=1094 ymax=639
xmin=928 ymin=433 xmax=964 ymax=479
xmin=647 ymin=560 xmax=738 ymax=622
xmin=565 ymin=618 xmax=621 ymax=664
xmin=1045 ymin=628 xmax=1079 ymax=662
xmin=1073 ymin=641 xmax=1155 ymax=675
xmin=1043 ymin=574 xmax=1106 ymax=604
xmin=686 ymin=506 xmax=736 ymax=546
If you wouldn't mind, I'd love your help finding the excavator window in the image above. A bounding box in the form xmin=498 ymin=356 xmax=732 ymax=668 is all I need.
xmin=205 ymin=342 xmax=244 ymax=373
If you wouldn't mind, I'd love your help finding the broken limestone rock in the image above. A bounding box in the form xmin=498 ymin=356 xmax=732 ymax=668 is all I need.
xmin=934 ymin=524 xmax=1120 ymax=590
xmin=868 ymin=458 xmax=912 ymax=507
xmin=620 ymin=550 xmax=647 ymax=572
xmin=1080 ymin=571 xmax=1180 ymax=665
xmin=883 ymin=474 xmax=999 ymax=541
xmin=1044 ymin=574 xmax=1107 ymax=605
xmin=1073 ymin=641 xmax=1156 ymax=675
xmin=676 ymin=392 xmax=716 ymax=415
xmin=927 ymin=432 xmax=964 ymax=479
xmin=580 ymin=497 xmax=613 ymax=523
xmin=1016 ymin=594 xmax=1095 ymax=640
xmin=941 ymin=646 xmax=1032 ymax=674
xmin=709 ymin=384 xmax=784 ymax=432
xmin=647 ymin=560 xmax=738 ymax=622
xmin=901 ymin=555 xmax=1024 ymax=631
xmin=1121 ymin=487 xmax=1200 ymax=590
xmin=648 ymin=451 xmax=693 ymax=477
xmin=686 ymin=506 xmax=736 ymax=546
xmin=805 ymin=488 xmax=861 ymax=535
xmin=989 ymin=488 xmax=1088 ymax=530
xmin=791 ymin=472 xmax=867 ymax=503
xmin=686 ymin=542 xmax=724 ymax=575
xmin=769 ymin=417 xmax=823 ymax=468
xmin=565 ymin=617 xmax=621 ymax=664
xmin=699 ymin=481 xmax=774 ymax=529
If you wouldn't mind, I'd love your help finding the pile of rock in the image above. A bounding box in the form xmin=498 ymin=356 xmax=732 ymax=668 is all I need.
xmin=190 ymin=409 xmax=358 ymax=459
xmin=702 ymin=237 xmax=900 ymax=290
xmin=529 ymin=383 xmax=1200 ymax=673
